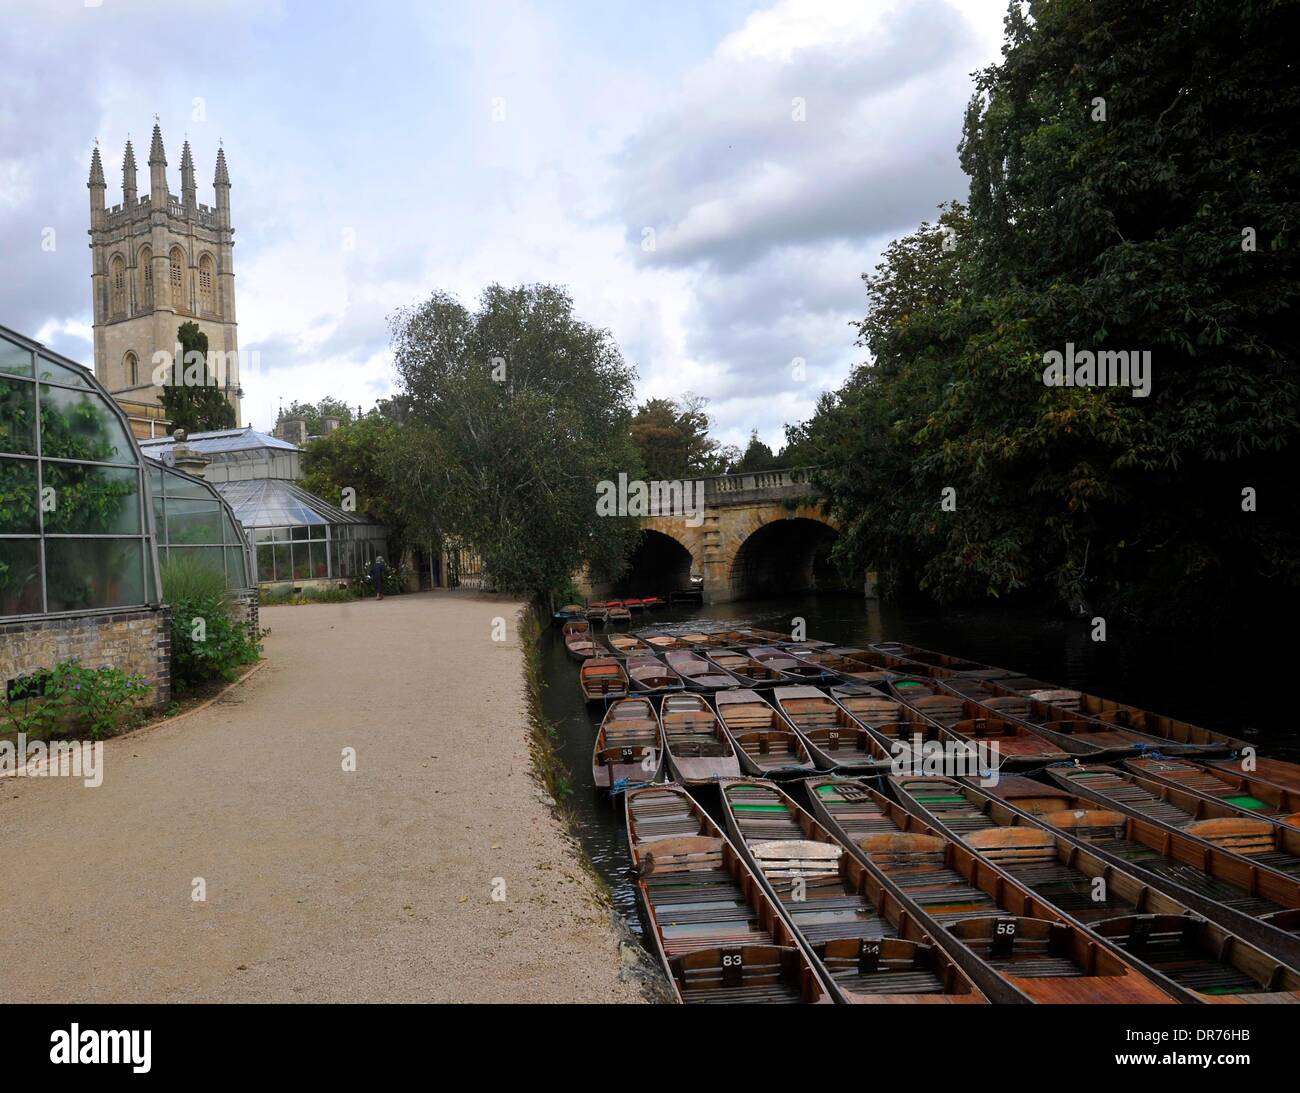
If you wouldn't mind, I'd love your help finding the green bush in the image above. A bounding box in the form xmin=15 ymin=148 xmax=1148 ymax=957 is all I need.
xmin=168 ymin=593 xmax=263 ymax=691
xmin=2 ymin=659 xmax=150 ymax=740
xmin=351 ymin=566 xmax=404 ymax=597
xmin=161 ymin=552 xmax=230 ymax=608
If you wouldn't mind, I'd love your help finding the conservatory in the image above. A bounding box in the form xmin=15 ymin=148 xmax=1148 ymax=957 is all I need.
xmin=0 ymin=325 xmax=171 ymax=707
xmin=217 ymin=478 xmax=387 ymax=585
xmin=147 ymin=461 xmax=255 ymax=594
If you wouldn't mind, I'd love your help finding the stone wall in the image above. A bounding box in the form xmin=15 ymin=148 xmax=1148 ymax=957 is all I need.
xmin=0 ymin=608 xmax=171 ymax=710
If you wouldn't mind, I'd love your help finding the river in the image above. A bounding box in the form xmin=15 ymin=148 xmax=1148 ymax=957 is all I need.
xmin=536 ymin=593 xmax=1299 ymax=925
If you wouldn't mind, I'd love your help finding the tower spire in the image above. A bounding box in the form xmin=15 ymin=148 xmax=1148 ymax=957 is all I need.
xmin=213 ymin=144 xmax=231 ymax=228
xmin=88 ymin=143 xmax=106 ymax=229
xmin=122 ymin=139 xmax=137 ymax=206
xmin=148 ymin=119 xmax=168 ymax=200
xmin=180 ymin=138 xmax=196 ymax=211
xmin=88 ymin=144 xmax=105 ymax=187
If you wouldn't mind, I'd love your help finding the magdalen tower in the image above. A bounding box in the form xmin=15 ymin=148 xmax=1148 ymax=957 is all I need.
xmin=88 ymin=121 xmax=242 ymax=436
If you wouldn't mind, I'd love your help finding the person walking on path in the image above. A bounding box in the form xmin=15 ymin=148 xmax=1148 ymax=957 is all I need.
xmin=370 ymin=556 xmax=387 ymax=600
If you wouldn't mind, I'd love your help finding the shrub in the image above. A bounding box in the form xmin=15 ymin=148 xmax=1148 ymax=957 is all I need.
xmin=168 ymin=594 xmax=263 ymax=691
xmin=161 ymin=553 xmax=230 ymax=608
xmin=2 ymin=659 xmax=150 ymax=740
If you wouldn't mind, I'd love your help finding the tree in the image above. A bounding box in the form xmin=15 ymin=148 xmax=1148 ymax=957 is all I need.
xmin=732 ymin=430 xmax=781 ymax=473
xmin=630 ymin=394 xmax=733 ymax=479
xmin=389 ymin=283 xmax=643 ymax=598
xmin=802 ymin=1 xmax=1300 ymax=620
xmin=160 ymin=322 xmax=236 ymax=433
xmin=276 ymin=397 xmax=355 ymax=437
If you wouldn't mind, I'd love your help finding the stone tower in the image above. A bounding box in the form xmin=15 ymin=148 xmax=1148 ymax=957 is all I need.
xmin=88 ymin=122 xmax=242 ymax=431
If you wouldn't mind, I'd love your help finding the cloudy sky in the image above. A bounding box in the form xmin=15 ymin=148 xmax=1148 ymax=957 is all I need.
xmin=1 ymin=0 xmax=1007 ymax=448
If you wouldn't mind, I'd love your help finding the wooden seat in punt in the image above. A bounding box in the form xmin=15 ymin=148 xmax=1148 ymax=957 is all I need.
xmin=624 ymin=654 xmax=685 ymax=696
xmin=705 ymin=650 xmax=786 ymax=688
xmin=578 ymin=657 xmax=629 ymax=703
xmin=663 ymin=650 xmax=739 ymax=691
xmin=771 ymin=685 xmax=891 ymax=771
xmin=592 ymin=698 xmax=663 ymax=795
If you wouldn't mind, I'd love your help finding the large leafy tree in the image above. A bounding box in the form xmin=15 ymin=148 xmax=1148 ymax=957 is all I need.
xmin=389 ymin=283 xmax=642 ymax=598
xmin=804 ymin=0 xmax=1300 ymax=619
xmin=160 ymin=322 xmax=237 ymax=433
xmin=630 ymin=394 xmax=734 ymax=479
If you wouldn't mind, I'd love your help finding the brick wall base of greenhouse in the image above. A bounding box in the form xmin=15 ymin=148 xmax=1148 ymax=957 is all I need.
xmin=0 ymin=608 xmax=172 ymax=712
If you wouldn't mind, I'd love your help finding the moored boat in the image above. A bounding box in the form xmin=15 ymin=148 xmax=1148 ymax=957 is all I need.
xmin=889 ymin=774 xmax=1300 ymax=998
xmin=663 ymin=650 xmax=739 ymax=691
xmin=579 ymin=656 xmax=629 ymax=703
xmin=585 ymin=602 xmax=609 ymax=626
xmin=1208 ymin=756 xmax=1300 ymax=796
xmin=592 ymin=697 xmax=663 ymax=795
xmin=660 ymin=693 xmax=742 ymax=783
xmin=1122 ymin=757 xmax=1300 ymax=826
xmin=718 ymin=778 xmax=986 ymax=1003
xmin=635 ymin=630 xmax=690 ymax=652
xmin=802 ymin=776 xmax=1176 ymax=1003
xmin=552 ymin=603 xmax=585 ymax=623
xmin=747 ymin=646 xmax=828 ymax=682
xmin=771 ymin=685 xmax=891 ymax=771
xmin=624 ymin=654 xmax=686 ymax=695
xmin=605 ymin=600 xmax=632 ymax=625
xmin=705 ymin=650 xmax=786 ymax=688
xmin=562 ymin=619 xmax=600 ymax=661
xmin=604 ymin=632 xmax=652 ymax=658
xmin=714 ymin=689 xmax=817 ymax=777
xmin=624 ymin=783 xmax=831 ymax=1003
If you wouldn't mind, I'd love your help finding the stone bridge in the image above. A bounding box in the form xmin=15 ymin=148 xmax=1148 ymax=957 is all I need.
xmin=588 ymin=468 xmax=855 ymax=604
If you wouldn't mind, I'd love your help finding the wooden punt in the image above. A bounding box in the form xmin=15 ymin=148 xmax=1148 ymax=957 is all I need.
xmin=604 ymin=632 xmax=652 ymax=658
xmin=635 ymin=630 xmax=690 ymax=652
xmin=624 ymin=654 xmax=686 ymax=696
xmin=718 ymin=778 xmax=986 ymax=1003
xmin=714 ymin=689 xmax=817 ymax=778
xmin=705 ymin=650 xmax=786 ymax=688
xmin=820 ymin=647 xmax=900 ymax=684
xmin=772 ymin=685 xmax=892 ymax=771
xmin=791 ymin=650 xmax=897 ymax=684
xmin=889 ymin=775 xmax=1300 ymax=999
xmin=605 ymin=600 xmax=632 ymax=625
xmin=975 ymin=777 xmax=1300 ymax=941
xmin=778 ymin=640 xmax=836 ymax=654
xmin=803 ymin=776 xmax=1175 ymax=1003
xmin=552 ymin=603 xmax=585 ymax=622
xmin=624 ymin=783 xmax=831 ymax=1003
xmin=747 ymin=646 xmax=829 ymax=682
xmin=827 ymin=686 xmax=959 ymax=772
xmin=663 ymin=650 xmax=740 ymax=691
xmin=584 ymin=602 xmax=609 ymax=626
xmin=660 ymin=693 xmax=742 ymax=784
xmin=674 ymin=630 xmax=735 ymax=650
xmin=888 ymin=676 xmax=1084 ymax=764
xmin=562 ymin=619 xmax=601 ymax=661
xmin=942 ymin=676 xmax=1173 ymax=755
xmin=713 ymin=627 xmax=788 ymax=644
xmin=578 ymin=657 xmax=629 ymax=703
xmin=1046 ymin=765 xmax=1300 ymax=879
xmin=1122 ymin=757 xmax=1300 ymax=826
xmin=1208 ymin=756 xmax=1300 ymax=796
xmin=592 ymin=697 xmax=663 ymax=795
xmin=873 ymin=641 xmax=1014 ymax=680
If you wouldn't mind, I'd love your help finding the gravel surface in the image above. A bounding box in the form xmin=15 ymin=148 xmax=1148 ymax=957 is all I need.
xmin=0 ymin=590 xmax=643 ymax=1003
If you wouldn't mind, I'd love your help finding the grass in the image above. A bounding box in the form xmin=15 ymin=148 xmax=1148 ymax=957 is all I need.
xmin=160 ymin=553 xmax=230 ymax=608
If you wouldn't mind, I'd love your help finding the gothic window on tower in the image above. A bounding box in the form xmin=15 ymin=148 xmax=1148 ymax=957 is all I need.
xmin=199 ymin=255 xmax=215 ymax=314
xmin=140 ymin=247 xmax=153 ymax=306
xmin=169 ymin=249 xmax=184 ymax=308
xmin=124 ymin=351 xmax=139 ymax=387
xmin=110 ymin=255 xmax=126 ymax=317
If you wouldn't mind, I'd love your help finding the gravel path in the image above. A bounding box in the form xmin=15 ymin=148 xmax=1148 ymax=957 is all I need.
xmin=0 ymin=591 xmax=642 ymax=1003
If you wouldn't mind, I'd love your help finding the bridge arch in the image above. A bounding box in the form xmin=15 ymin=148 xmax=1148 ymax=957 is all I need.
xmin=615 ymin=527 xmax=697 ymax=597
xmin=727 ymin=510 xmax=841 ymax=599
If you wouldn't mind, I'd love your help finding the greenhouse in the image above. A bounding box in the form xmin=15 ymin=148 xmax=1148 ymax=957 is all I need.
xmin=218 ymin=478 xmax=387 ymax=584
xmin=1 ymin=325 xmax=161 ymax=618
xmin=147 ymin=461 xmax=254 ymax=593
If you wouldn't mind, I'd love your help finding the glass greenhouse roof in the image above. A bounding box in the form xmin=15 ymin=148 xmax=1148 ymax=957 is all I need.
xmin=216 ymin=479 xmax=376 ymax=530
xmin=140 ymin=427 xmax=301 ymax=458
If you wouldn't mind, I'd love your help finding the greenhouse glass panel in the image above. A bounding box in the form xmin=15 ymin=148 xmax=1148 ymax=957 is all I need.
xmin=0 ymin=334 xmax=34 ymax=377
xmin=257 ymin=544 xmax=274 ymax=581
xmin=165 ymin=498 xmax=224 ymax=545
xmin=309 ymin=540 xmax=328 ymax=578
xmin=0 ymin=539 xmax=41 ymax=614
xmin=272 ymin=542 xmax=290 ymax=578
xmin=0 ymin=457 xmax=39 ymax=533
xmin=42 ymin=463 xmax=141 ymax=534
xmin=1 ymin=376 xmax=37 ymax=453
xmin=39 ymin=384 xmax=134 ymax=463
xmin=35 ymin=355 xmax=93 ymax=389
xmin=45 ymin=538 xmax=145 ymax=612
xmin=226 ymin=546 xmax=248 ymax=586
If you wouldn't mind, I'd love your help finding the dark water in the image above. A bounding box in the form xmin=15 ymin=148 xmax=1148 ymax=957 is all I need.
xmin=536 ymin=594 xmax=1300 ymax=924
